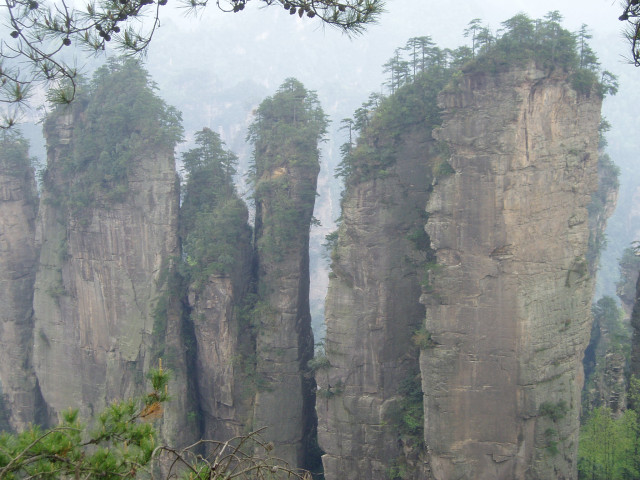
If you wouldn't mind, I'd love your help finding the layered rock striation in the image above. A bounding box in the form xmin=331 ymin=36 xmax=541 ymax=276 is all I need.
xmin=0 ymin=133 xmax=41 ymax=432
xmin=317 ymin=129 xmax=435 ymax=479
xmin=242 ymin=80 xmax=325 ymax=470
xmin=423 ymin=65 xmax=601 ymax=479
xmin=32 ymin=108 xmax=182 ymax=425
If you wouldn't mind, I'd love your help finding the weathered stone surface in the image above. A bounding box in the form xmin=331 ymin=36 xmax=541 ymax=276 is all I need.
xmin=188 ymin=236 xmax=253 ymax=442
xmin=0 ymin=142 xmax=40 ymax=431
xmin=252 ymin=162 xmax=319 ymax=468
xmin=32 ymin=111 xmax=183 ymax=429
xmin=318 ymin=130 xmax=434 ymax=480
xmin=629 ymin=274 xmax=640 ymax=378
xmin=422 ymin=66 xmax=601 ymax=479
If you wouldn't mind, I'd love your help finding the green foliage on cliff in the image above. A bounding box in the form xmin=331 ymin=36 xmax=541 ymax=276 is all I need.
xmin=247 ymin=77 xmax=327 ymax=174
xmin=337 ymin=57 xmax=453 ymax=184
xmin=462 ymin=13 xmax=617 ymax=97
xmin=337 ymin=13 xmax=614 ymax=186
xmin=465 ymin=12 xmax=577 ymax=72
xmin=538 ymin=400 xmax=569 ymax=456
xmin=43 ymin=58 xmax=183 ymax=219
xmin=386 ymin=370 xmax=424 ymax=480
xmin=539 ymin=400 xmax=568 ymax=422
xmin=248 ymin=78 xmax=326 ymax=261
xmin=179 ymin=127 xmax=251 ymax=291
xmin=0 ymin=131 xmax=35 ymax=181
xmin=395 ymin=372 xmax=424 ymax=444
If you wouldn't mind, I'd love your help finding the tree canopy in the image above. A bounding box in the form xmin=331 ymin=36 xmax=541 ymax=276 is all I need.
xmin=0 ymin=366 xmax=311 ymax=479
xmin=0 ymin=130 xmax=35 ymax=180
xmin=336 ymin=13 xmax=615 ymax=186
xmin=179 ymin=127 xmax=251 ymax=289
xmin=0 ymin=0 xmax=383 ymax=128
xmin=247 ymin=78 xmax=326 ymax=260
xmin=247 ymin=77 xmax=328 ymax=175
xmin=42 ymin=57 xmax=183 ymax=218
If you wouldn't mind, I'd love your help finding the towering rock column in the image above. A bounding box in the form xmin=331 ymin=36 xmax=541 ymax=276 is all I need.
xmin=31 ymin=60 xmax=187 ymax=441
xmin=317 ymin=131 xmax=434 ymax=480
xmin=249 ymin=78 xmax=325 ymax=468
xmin=422 ymin=66 xmax=602 ymax=479
xmin=32 ymin=110 xmax=181 ymax=421
xmin=179 ymin=128 xmax=255 ymax=443
xmin=0 ymin=133 xmax=41 ymax=431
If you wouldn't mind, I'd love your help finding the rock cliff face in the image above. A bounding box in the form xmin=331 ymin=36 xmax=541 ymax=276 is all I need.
xmin=0 ymin=135 xmax=41 ymax=432
xmin=319 ymin=64 xmax=603 ymax=480
xmin=317 ymin=130 xmax=434 ymax=479
xmin=32 ymin=109 xmax=184 ymax=431
xmin=187 ymin=228 xmax=253 ymax=442
xmin=247 ymin=78 xmax=325 ymax=469
xmin=423 ymin=66 xmax=601 ymax=479
xmin=251 ymin=161 xmax=319 ymax=467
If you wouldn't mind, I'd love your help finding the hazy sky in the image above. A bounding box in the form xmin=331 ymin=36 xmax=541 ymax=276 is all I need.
xmin=144 ymin=0 xmax=628 ymax=95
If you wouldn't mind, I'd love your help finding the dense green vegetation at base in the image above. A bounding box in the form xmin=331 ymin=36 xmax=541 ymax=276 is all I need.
xmin=579 ymin=378 xmax=640 ymax=479
xmin=43 ymin=58 xmax=183 ymax=219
